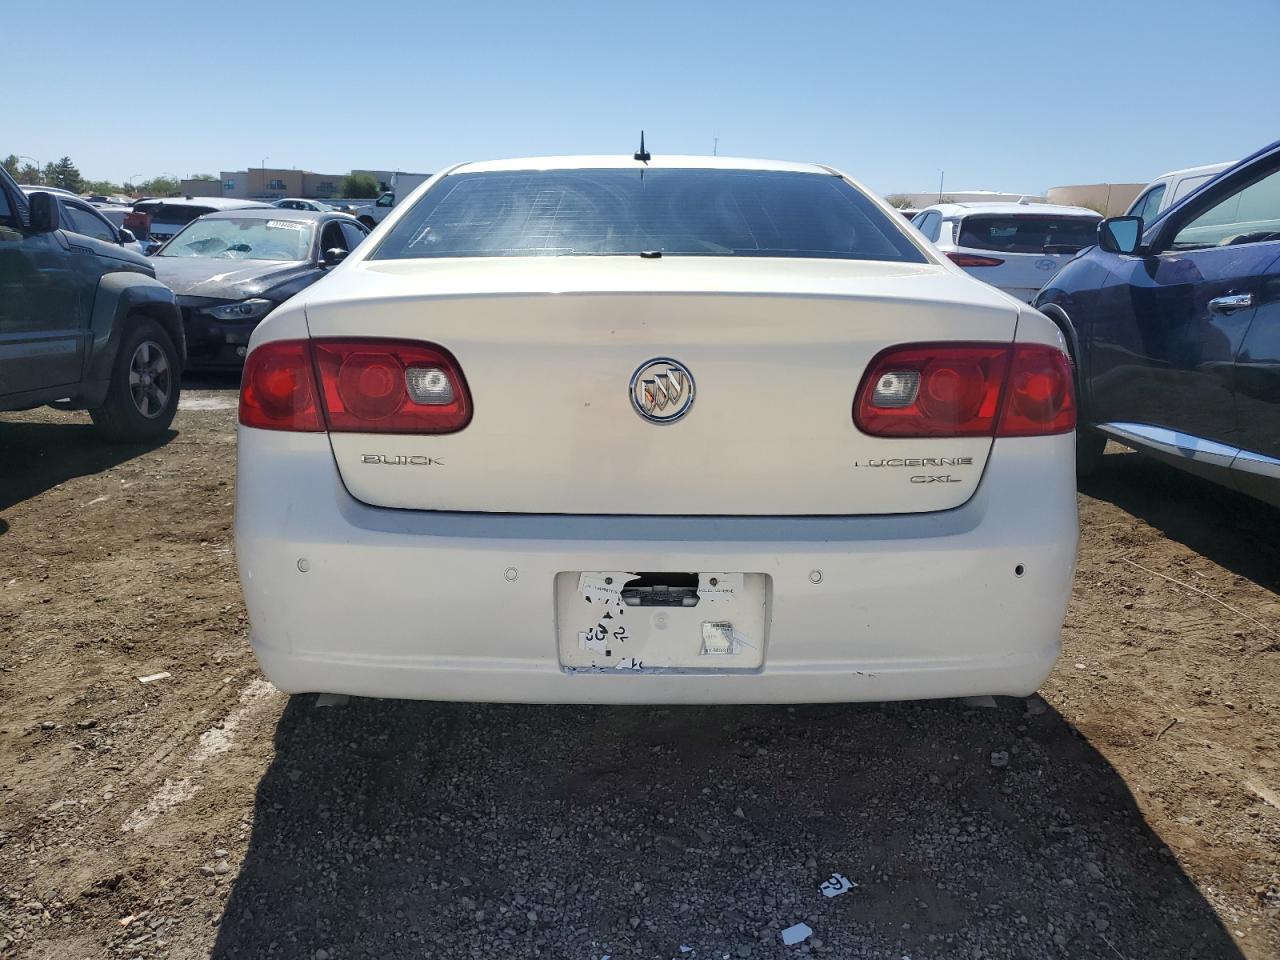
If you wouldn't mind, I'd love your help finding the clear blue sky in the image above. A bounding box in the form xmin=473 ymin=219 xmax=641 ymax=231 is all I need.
xmin=10 ymin=0 xmax=1279 ymax=193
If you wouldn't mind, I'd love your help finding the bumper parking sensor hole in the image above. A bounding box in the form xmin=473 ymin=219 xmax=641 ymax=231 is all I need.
xmin=504 ymin=567 xmax=518 ymax=582
xmin=297 ymin=558 xmax=310 ymax=573
xmin=809 ymin=569 xmax=823 ymax=584
xmin=1014 ymin=564 xmax=1025 ymax=578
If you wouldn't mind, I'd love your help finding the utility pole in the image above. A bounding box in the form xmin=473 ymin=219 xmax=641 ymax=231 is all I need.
xmin=713 ymin=137 xmax=719 ymax=157
xmin=938 ymin=169 xmax=945 ymax=202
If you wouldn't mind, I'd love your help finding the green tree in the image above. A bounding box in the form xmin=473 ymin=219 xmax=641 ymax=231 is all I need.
xmin=83 ymin=179 xmax=124 ymax=196
xmin=136 ymin=176 xmax=180 ymax=197
xmin=2 ymin=155 xmax=20 ymax=179
xmin=17 ymin=162 xmax=41 ymax=184
xmin=340 ymin=173 xmax=379 ymax=199
xmin=885 ymin=194 xmax=915 ymax=210
xmin=48 ymin=156 xmax=84 ymax=193
xmin=189 ymin=173 xmax=217 ymax=181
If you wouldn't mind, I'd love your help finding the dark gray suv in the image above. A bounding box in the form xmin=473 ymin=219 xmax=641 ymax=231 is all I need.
xmin=0 ymin=164 xmax=185 ymax=441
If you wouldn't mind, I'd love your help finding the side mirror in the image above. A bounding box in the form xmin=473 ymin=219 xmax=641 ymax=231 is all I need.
xmin=118 ymin=228 xmax=137 ymax=244
xmin=323 ymin=247 xmax=349 ymax=267
xmin=1098 ymin=216 xmax=1143 ymax=255
xmin=28 ymin=192 xmax=61 ymax=233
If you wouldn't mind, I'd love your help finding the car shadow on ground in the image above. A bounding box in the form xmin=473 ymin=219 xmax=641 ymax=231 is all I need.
xmin=1079 ymin=447 xmax=1280 ymax=593
xmin=0 ymin=420 xmax=174 ymax=518
xmin=212 ymin=696 xmax=1243 ymax=960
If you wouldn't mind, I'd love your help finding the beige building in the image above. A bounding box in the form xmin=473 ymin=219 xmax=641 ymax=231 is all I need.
xmin=1046 ymin=183 xmax=1144 ymax=216
xmin=179 ymin=167 xmax=347 ymax=201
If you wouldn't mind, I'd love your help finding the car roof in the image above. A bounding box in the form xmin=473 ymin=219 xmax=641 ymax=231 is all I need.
xmin=198 ymin=207 xmax=331 ymax=221
xmin=917 ymin=201 xmax=1101 ymax=218
xmin=19 ymin=185 xmax=78 ymax=196
xmin=1151 ymin=161 xmax=1235 ymax=182
xmin=451 ymin=155 xmax=835 ymax=176
xmin=137 ymin=196 xmax=271 ymax=209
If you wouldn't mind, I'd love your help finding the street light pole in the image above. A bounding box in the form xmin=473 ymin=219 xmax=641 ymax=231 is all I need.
xmin=938 ymin=169 xmax=945 ymax=203
xmin=18 ymin=156 xmax=40 ymax=183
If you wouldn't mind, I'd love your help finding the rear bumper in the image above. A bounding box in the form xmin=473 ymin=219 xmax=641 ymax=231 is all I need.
xmin=235 ymin=430 xmax=1078 ymax=704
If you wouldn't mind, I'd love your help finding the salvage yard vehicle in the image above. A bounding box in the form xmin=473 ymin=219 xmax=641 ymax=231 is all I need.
xmin=1037 ymin=139 xmax=1280 ymax=507
xmin=1125 ymin=160 xmax=1234 ymax=223
xmin=0 ymin=164 xmax=184 ymax=440
xmin=236 ymin=153 xmax=1079 ymax=705
xmin=124 ymin=196 xmax=271 ymax=249
xmin=21 ymin=187 xmax=146 ymax=256
xmin=912 ymin=201 xmax=1101 ymax=302
xmin=150 ymin=208 xmax=369 ymax=369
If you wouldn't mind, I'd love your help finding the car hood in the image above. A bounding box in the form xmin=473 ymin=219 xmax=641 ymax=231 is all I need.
xmin=151 ymin=257 xmax=313 ymax=299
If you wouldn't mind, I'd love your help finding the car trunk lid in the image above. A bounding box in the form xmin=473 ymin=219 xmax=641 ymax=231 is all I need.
xmin=304 ymin=257 xmax=1020 ymax=516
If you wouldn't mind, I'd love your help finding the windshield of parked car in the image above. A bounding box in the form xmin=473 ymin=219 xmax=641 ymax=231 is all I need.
xmin=958 ymin=215 xmax=1101 ymax=254
xmin=157 ymin=216 xmax=314 ymax=261
xmin=372 ymin=169 xmax=927 ymax=262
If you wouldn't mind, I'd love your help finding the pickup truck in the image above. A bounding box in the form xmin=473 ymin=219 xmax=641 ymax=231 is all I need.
xmin=352 ymin=172 xmax=432 ymax=229
xmin=0 ymin=163 xmax=185 ymax=441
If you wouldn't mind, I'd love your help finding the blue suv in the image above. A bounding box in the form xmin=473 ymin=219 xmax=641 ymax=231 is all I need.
xmin=1036 ymin=140 xmax=1280 ymax=508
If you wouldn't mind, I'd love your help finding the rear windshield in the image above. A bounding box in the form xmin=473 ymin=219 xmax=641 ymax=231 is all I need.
xmin=372 ymin=169 xmax=926 ymax=262
xmin=958 ymin=214 xmax=1100 ymax=254
xmin=137 ymin=202 xmax=216 ymax=225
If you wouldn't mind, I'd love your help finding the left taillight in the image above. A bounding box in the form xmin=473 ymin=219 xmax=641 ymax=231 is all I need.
xmin=239 ymin=340 xmax=323 ymax=431
xmin=239 ymin=338 xmax=472 ymax=434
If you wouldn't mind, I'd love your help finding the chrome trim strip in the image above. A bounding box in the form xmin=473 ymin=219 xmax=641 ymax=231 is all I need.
xmin=1097 ymin=422 xmax=1239 ymax=465
xmin=1231 ymin=449 xmax=1280 ymax=480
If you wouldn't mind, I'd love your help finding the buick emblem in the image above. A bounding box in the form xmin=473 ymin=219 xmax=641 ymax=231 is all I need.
xmin=630 ymin=358 xmax=695 ymax=424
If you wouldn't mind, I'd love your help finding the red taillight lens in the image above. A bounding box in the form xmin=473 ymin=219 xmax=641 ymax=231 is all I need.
xmin=312 ymin=339 xmax=472 ymax=434
xmin=997 ymin=343 xmax=1076 ymax=436
xmin=947 ymin=252 xmax=1005 ymax=267
xmin=240 ymin=338 xmax=472 ymax=434
xmin=854 ymin=342 xmax=1074 ymax=438
xmin=855 ymin=344 xmax=1009 ymax=437
xmin=239 ymin=340 xmax=323 ymax=431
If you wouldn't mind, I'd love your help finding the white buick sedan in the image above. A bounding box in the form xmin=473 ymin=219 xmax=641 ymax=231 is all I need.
xmin=235 ymin=155 xmax=1078 ymax=704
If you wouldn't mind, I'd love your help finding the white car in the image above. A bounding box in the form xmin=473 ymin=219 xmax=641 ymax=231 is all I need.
xmin=911 ymin=202 xmax=1101 ymax=302
xmin=1125 ymin=161 xmax=1234 ymax=223
xmin=236 ymin=155 xmax=1079 ymax=705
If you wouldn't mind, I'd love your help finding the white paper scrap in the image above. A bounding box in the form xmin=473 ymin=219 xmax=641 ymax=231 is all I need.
xmin=819 ymin=872 xmax=855 ymax=897
xmin=780 ymin=922 xmax=812 ymax=946
xmin=137 ymin=672 xmax=171 ymax=684
xmin=697 ymin=572 xmax=743 ymax=602
xmin=614 ymin=657 xmax=643 ymax=671
xmin=579 ymin=631 xmax=608 ymax=654
xmin=577 ymin=572 xmax=640 ymax=606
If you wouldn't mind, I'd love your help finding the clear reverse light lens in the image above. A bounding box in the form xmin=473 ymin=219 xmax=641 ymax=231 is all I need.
xmin=871 ymin=370 xmax=920 ymax=408
xmin=405 ymin=366 xmax=455 ymax=405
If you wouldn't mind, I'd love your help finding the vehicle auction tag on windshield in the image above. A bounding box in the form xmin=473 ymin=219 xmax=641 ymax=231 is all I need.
xmin=577 ymin=572 xmax=640 ymax=606
xmin=266 ymin=220 xmax=305 ymax=231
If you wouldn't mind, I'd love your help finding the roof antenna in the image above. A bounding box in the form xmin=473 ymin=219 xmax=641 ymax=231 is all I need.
xmin=634 ymin=130 xmax=651 ymax=163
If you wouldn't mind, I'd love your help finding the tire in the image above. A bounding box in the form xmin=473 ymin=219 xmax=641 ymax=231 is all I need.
xmin=90 ymin=318 xmax=181 ymax=442
xmin=1076 ymin=427 xmax=1107 ymax=477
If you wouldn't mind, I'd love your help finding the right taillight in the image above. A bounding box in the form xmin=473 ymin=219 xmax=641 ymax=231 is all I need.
xmin=854 ymin=342 xmax=1074 ymax=438
xmin=240 ymin=338 xmax=472 ymax=434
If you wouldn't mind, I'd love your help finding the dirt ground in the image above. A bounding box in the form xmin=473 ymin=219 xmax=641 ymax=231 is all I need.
xmin=1 ymin=384 xmax=1277 ymax=960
